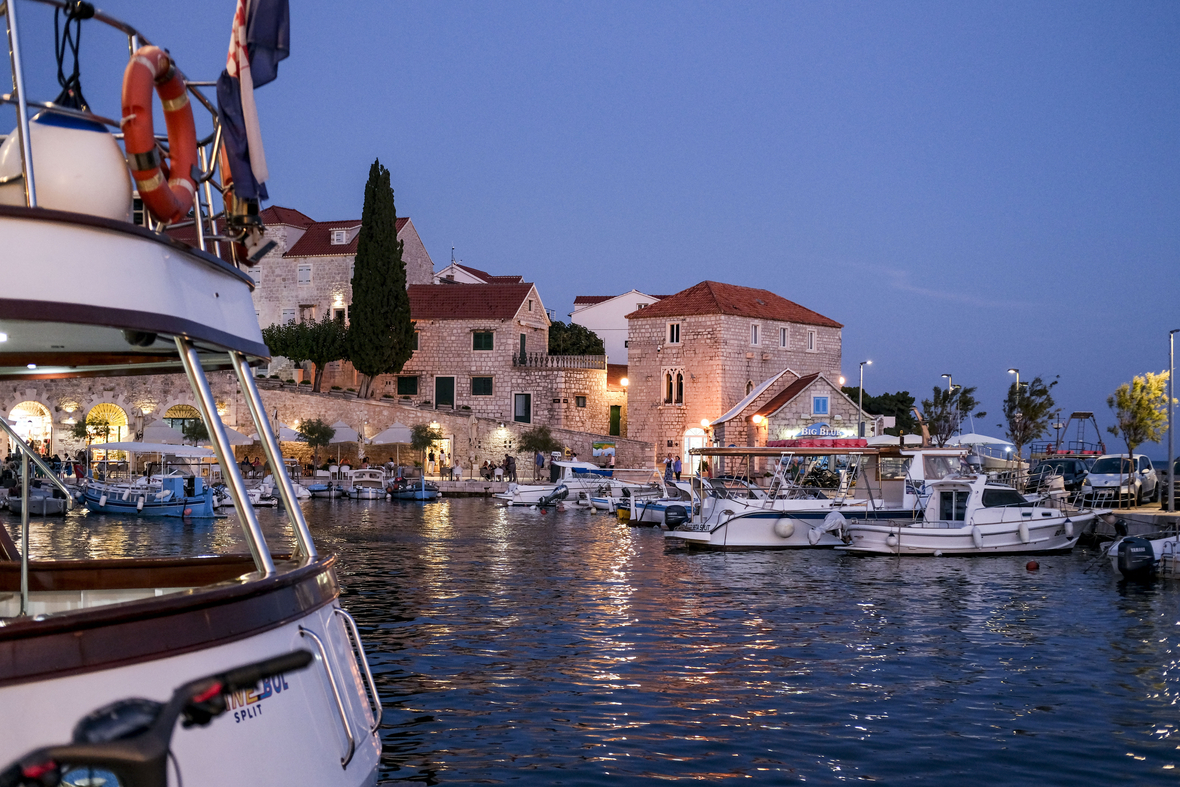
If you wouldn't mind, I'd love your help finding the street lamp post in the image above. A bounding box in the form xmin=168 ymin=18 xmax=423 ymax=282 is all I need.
xmin=858 ymin=360 xmax=872 ymax=438
xmin=1170 ymin=330 xmax=1179 ymax=513
xmin=941 ymin=373 xmax=952 ymax=391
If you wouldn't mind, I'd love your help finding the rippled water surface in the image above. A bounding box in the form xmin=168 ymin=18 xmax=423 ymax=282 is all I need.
xmin=24 ymin=498 xmax=1180 ymax=784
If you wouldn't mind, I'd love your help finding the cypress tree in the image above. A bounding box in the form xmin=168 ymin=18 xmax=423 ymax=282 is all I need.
xmin=347 ymin=159 xmax=415 ymax=398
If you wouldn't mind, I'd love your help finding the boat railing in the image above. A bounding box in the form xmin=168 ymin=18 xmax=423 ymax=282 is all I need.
xmin=1 ymin=0 xmax=240 ymax=260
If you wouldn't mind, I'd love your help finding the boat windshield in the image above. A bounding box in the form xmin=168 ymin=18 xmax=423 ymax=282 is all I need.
xmin=1090 ymin=457 xmax=1133 ymax=475
xmin=981 ymin=488 xmax=1033 ymax=507
xmin=923 ymin=455 xmax=961 ymax=480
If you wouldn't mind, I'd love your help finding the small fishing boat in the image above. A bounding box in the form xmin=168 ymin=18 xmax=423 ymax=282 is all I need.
xmin=388 ymin=476 xmax=440 ymax=501
xmin=838 ymin=473 xmax=1093 ymax=555
xmin=348 ymin=469 xmax=387 ymax=499
xmin=84 ymin=470 xmax=216 ymax=518
xmin=1107 ymin=533 xmax=1180 ymax=579
xmin=306 ymin=482 xmax=345 ymax=498
xmin=494 ymin=461 xmax=619 ymax=506
xmin=7 ymin=483 xmax=68 ymax=516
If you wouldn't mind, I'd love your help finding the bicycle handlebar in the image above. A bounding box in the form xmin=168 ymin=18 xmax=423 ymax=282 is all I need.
xmin=0 ymin=649 xmax=314 ymax=787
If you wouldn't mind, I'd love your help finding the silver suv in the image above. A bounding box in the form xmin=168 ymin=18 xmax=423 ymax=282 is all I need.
xmin=1081 ymin=454 xmax=1159 ymax=505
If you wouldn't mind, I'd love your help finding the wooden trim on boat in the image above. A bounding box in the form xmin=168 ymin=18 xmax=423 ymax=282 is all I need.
xmin=0 ymin=298 xmax=270 ymax=360
xmin=0 ymin=555 xmax=338 ymax=686
xmin=0 ymin=204 xmax=254 ymax=288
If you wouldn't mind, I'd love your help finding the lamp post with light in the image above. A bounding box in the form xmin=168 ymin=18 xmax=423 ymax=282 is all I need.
xmin=941 ymin=373 xmax=952 ymax=391
xmin=1170 ymin=330 xmax=1179 ymax=512
xmin=858 ymin=360 xmax=871 ymax=438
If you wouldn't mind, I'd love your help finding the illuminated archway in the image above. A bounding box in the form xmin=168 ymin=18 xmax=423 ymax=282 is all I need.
xmin=10 ymin=401 xmax=52 ymax=452
xmin=683 ymin=427 xmax=707 ymax=472
xmin=86 ymin=403 xmax=129 ymax=445
xmin=164 ymin=404 xmax=201 ymax=433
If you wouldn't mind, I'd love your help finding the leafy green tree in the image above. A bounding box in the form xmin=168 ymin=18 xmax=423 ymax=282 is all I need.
xmin=1003 ymin=375 xmax=1057 ymax=463
xmin=841 ymin=388 xmax=917 ymax=436
xmin=410 ymin=422 xmax=444 ymax=467
xmin=182 ymin=419 xmax=209 ymax=446
xmin=548 ymin=321 xmax=605 ymax=356
xmin=920 ymin=385 xmax=986 ymax=446
xmin=305 ymin=314 xmax=350 ymax=393
xmin=1107 ymin=372 xmax=1172 ymax=504
xmin=70 ymin=414 xmax=111 ymax=445
xmin=519 ymin=425 xmax=562 ymax=455
xmin=297 ymin=418 xmax=335 ymax=467
xmin=347 ymin=159 xmax=415 ymax=398
xmin=262 ymin=319 xmax=311 ymax=378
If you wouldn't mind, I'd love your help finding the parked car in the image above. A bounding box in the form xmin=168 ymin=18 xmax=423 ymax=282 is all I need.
xmin=1081 ymin=454 xmax=1159 ymax=505
xmin=1026 ymin=457 xmax=1090 ymax=493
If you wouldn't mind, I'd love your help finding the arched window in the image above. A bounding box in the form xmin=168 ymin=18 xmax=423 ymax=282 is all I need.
xmin=675 ymin=372 xmax=684 ymax=404
xmin=10 ymin=401 xmax=52 ymax=451
xmin=164 ymin=404 xmax=201 ymax=433
xmin=746 ymin=380 xmax=754 ymax=396
xmin=86 ymin=403 xmax=129 ymax=445
xmin=665 ymin=372 xmax=674 ymax=404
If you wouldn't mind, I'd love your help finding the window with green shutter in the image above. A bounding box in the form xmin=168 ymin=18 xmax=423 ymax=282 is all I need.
xmin=473 ymin=331 xmax=494 ymax=351
xmin=471 ymin=377 xmax=493 ymax=396
xmin=397 ymin=376 xmax=419 ymax=395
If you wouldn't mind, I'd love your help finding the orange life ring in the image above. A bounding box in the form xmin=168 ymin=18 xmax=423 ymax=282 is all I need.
xmin=121 ymin=46 xmax=198 ymax=224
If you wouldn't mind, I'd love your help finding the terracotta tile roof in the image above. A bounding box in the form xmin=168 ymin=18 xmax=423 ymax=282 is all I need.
xmin=449 ymin=263 xmax=523 ymax=284
xmin=284 ymin=216 xmax=410 ymax=258
xmin=259 ymin=205 xmax=315 ymax=228
xmin=623 ymin=281 xmax=842 ymax=328
xmin=408 ymin=283 xmax=536 ymax=320
xmin=607 ymin=363 xmax=628 ymax=390
xmin=755 ymin=373 xmax=822 ymax=418
xmin=574 ymin=293 xmax=669 ymax=305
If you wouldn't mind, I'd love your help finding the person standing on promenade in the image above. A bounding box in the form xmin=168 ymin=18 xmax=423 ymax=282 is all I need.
xmin=673 ymin=455 xmax=682 ymax=481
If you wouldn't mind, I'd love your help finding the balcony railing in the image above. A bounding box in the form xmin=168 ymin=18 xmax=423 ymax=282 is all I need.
xmin=512 ymin=352 xmax=607 ymax=370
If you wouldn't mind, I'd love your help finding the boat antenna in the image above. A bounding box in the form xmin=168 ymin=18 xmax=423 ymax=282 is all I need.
xmin=54 ymin=1 xmax=95 ymax=111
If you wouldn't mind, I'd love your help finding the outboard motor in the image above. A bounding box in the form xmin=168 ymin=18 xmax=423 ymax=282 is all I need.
xmin=538 ymin=484 xmax=569 ymax=507
xmin=1117 ymin=537 xmax=1156 ymax=579
xmin=664 ymin=505 xmax=689 ymax=529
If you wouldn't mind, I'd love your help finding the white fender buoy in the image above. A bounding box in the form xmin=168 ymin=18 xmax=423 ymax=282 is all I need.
xmin=1064 ymin=518 xmax=1074 ymax=538
xmin=934 ymin=550 xmax=943 ymax=557
xmin=1018 ymin=521 xmax=1030 ymax=544
xmin=137 ymin=497 xmax=144 ymax=512
xmin=886 ymin=533 xmax=898 ymax=549
xmin=808 ymin=527 xmax=822 ymax=545
xmin=99 ymin=494 xmax=107 ymax=507
xmin=971 ymin=526 xmax=983 ymax=549
xmin=773 ymin=519 xmax=796 ymax=539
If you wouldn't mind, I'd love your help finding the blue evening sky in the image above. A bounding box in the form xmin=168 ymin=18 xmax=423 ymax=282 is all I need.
xmin=8 ymin=1 xmax=1180 ymax=445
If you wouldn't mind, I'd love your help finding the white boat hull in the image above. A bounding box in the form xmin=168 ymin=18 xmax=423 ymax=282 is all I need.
xmin=665 ymin=510 xmax=851 ymax=549
xmin=0 ymin=602 xmax=380 ymax=786
xmin=839 ymin=515 xmax=1083 ymax=555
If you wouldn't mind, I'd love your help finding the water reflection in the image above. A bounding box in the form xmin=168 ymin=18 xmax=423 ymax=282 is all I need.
xmin=14 ymin=500 xmax=1180 ymax=783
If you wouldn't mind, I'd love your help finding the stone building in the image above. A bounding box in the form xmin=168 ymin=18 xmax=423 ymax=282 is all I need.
xmin=248 ymin=206 xmax=435 ymax=328
xmin=625 ymin=280 xmax=844 ymax=465
xmin=374 ymin=283 xmax=610 ymax=434
xmin=570 ymin=289 xmax=666 ymax=364
xmin=0 ymin=373 xmax=651 ymax=473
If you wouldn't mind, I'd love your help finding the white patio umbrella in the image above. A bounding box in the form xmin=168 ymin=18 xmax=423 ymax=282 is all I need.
xmin=141 ymin=419 xmax=184 ymax=444
xmin=369 ymin=423 xmax=412 ymax=445
xmin=947 ymin=432 xmax=1013 ymax=447
xmin=220 ymin=426 xmax=254 ymax=446
xmin=370 ymin=422 xmax=413 ymax=465
xmin=276 ymin=423 xmax=304 ymax=442
xmin=328 ymin=421 xmax=360 ymax=443
xmin=866 ymin=434 xmax=924 ymax=446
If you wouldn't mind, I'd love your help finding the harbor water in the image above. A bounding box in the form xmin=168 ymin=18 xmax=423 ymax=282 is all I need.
xmin=22 ymin=498 xmax=1180 ymax=784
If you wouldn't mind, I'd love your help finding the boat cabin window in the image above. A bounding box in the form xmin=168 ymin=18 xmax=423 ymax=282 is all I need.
xmin=938 ymin=488 xmax=971 ymax=521
xmin=923 ymin=455 xmax=961 ymax=481
xmin=981 ymin=488 xmax=1033 ymax=507
xmin=879 ymin=457 xmax=912 ymax=481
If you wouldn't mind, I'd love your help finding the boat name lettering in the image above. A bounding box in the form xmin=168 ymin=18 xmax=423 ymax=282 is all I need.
xmin=798 ymin=423 xmax=842 ymax=437
xmin=228 ymin=673 xmax=291 ymax=724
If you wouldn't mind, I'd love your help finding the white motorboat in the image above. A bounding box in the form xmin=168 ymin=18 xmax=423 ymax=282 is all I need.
xmin=494 ymin=461 xmax=618 ymax=505
xmin=1106 ymin=533 xmax=1180 ymax=579
xmin=665 ymin=445 xmax=968 ymax=550
xmin=348 ymin=469 xmax=387 ymax=499
xmin=615 ymin=481 xmax=693 ymax=524
xmin=837 ymin=473 xmax=1093 ymax=555
xmin=0 ymin=5 xmax=381 ymax=784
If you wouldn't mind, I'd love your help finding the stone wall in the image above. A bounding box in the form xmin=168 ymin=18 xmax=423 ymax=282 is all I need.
xmin=626 ymin=312 xmax=842 ymax=464
xmin=0 ymin=373 xmax=651 ymax=472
